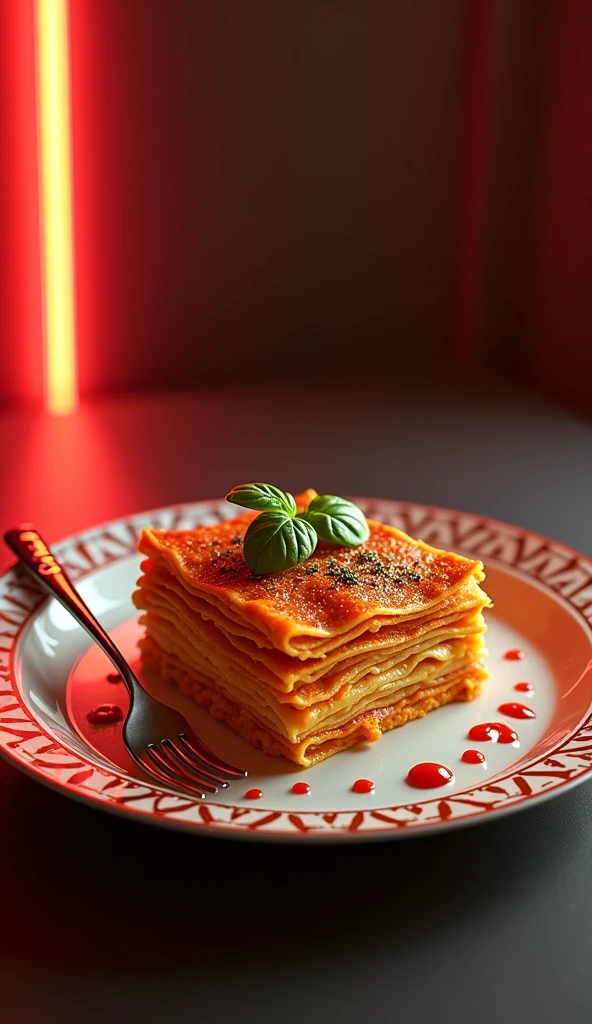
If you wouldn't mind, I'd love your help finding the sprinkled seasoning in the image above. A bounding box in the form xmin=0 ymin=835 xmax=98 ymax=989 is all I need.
xmin=354 ymin=550 xmax=422 ymax=587
xmin=231 ymin=536 xmax=242 ymax=545
xmin=394 ymin=564 xmax=422 ymax=582
xmin=326 ymin=562 xmax=360 ymax=586
xmin=305 ymin=564 xmax=319 ymax=575
xmin=357 ymin=550 xmax=381 ymax=565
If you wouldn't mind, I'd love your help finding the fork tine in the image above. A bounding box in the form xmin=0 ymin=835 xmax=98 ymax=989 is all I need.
xmin=162 ymin=738 xmax=229 ymax=788
xmin=144 ymin=745 xmax=211 ymax=797
xmin=178 ymin=733 xmax=247 ymax=778
xmin=149 ymin=743 xmax=219 ymax=794
xmin=135 ymin=749 xmax=205 ymax=799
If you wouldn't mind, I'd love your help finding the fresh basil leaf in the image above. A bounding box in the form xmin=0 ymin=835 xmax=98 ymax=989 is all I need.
xmin=226 ymin=483 xmax=296 ymax=516
xmin=299 ymin=495 xmax=369 ymax=547
xmin=243 ymin=512 xmax=317 ymax=575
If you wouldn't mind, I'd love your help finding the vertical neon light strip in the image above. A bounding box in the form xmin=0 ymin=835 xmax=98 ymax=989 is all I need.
xmin=35 ymin=0 xmax=77 ymax=415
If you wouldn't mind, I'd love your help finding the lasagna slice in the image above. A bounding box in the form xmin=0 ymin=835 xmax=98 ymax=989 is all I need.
xmin=133 ymin=491 xmax=491 ymax=767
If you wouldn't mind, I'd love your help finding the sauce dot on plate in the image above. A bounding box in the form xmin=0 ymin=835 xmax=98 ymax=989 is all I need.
xmin=406 ymin=762 xmax=454 ymax=789
xmin=504 ymin=649 xmax=525 ymax=661
xmin=352 ymin=778 xmax=375 ymax=794
xmin=468 ymin=722 xmax=519 ymax=744
xmin=462 ymin=749 xmax=486 ymax=765
xmin=291 ymin=782 xmax=311 ymax=795
xmin=244 ymin=788 xmax=263 ymax=800
xmin=498 ymin=701 xmax=536 ymax=720
xmin=514 ymin=681 xmax=534 ymax=694
xmin=86 ymin=703 xmax=123 ymax=725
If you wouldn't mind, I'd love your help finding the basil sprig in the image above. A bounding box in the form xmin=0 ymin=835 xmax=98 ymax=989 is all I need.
xmin=243 ymin=512 xmax=317 ymax=576
xmin=299 ymin=494 xmax=369 ymax=547
xmin=226 ymin=483 xmax=370 ymax=575
xmin=226 ymin=483 xmax=297 ymax=516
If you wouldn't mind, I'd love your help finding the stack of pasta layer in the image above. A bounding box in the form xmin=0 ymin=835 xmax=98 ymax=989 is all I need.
xmin=133 ymin=492 xmax=491 ymax=766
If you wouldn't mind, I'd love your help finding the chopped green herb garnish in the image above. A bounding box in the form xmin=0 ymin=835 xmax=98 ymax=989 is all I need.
xmin=326 ymin=563 xmax=360 ymax=586
xmin=357 ymin=550 xmax=381 ymax=564
xmin=393 ymin=564 xmax=422 ymax=582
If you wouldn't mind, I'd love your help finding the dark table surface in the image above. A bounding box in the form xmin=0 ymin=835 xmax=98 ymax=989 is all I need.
xmin=1 ymin=375 xmax=592 ymax=1024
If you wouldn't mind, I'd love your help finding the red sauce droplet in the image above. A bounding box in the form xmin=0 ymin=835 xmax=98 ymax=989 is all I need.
xmin=291 ymin=782 xmax=311 ymax=795
xmin=87 ymin=703 xmax=123 ymax=725
xmin=352 ymin=778 xmax=375 ymax=794
xmin=462 ymin=749 xmax=486 ymax=764
xmin=406 ymin=762 xmax=454 ymax=789
xmin=468 ymin=721 xmax=519 ymax=744
xmin=106 ymin=672 xmax=122 ymax=683
xmin=498 ymin=701 xmax=536 ymax=720
xmin=244 ymin=788 xmax=263 ymax=800
xmin=504 ymin=648 xmax=525 ymax=661
xmin=514 ymin=681 xmax=534 ymax=693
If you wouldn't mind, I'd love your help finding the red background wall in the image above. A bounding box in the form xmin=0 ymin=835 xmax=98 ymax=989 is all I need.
xmin=1 ymin=1 xmax=591 ymax=414
xmin=527 ymin=0 xmax=592 ymax=416
xmin=68 ymin=0 xmax=464 ymax=397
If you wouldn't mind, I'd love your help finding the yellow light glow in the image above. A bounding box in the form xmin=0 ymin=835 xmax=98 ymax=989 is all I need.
xmin=35 ymin=0 xmax=77 ymax=415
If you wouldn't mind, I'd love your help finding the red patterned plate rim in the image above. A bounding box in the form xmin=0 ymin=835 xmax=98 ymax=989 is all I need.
xmin=1 ymin=497 xmax=592 ymax=843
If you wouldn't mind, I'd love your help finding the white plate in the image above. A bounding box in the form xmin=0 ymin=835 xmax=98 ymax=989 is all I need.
xmin=2 ymin=498 xmax=592 ymax=842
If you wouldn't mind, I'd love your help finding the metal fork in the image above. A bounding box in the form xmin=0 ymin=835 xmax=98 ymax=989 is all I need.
xmin=4 ymin=525 xmax=247 ymax=799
